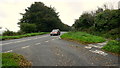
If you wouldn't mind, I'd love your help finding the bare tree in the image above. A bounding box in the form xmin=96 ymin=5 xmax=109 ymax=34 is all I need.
xmin=103 ymin=4 xmax=108 ymax=10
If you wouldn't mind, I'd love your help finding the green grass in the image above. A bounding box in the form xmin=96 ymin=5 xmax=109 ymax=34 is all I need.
xmin=61 ymin=32 xmax=106 ymax=44
xmin=2 ymin=53 xmax=19 ymax=67
xmin=0 ymin=32 xmax=49 ymax=40
xmin=102 ymin=40 xmax=120 ymax=54
xmin=1 ymin=53 xmax=31 ymax=67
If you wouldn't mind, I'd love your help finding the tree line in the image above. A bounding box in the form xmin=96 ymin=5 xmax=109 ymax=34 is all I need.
xmin=3 ymin=2 xmax=119 ymax=40
xmin=72 ymin=5 xmax=120 ymax=39
xmin=18 ymin=2 xmax=71 ymax=33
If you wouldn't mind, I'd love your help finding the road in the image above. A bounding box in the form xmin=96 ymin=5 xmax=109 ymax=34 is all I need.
xmin=1 ymin=32 xmax=119 ymax=66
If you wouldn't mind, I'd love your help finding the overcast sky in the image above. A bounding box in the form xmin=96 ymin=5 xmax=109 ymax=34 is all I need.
xmin=0 ymin=0 xmax=119 ymax=31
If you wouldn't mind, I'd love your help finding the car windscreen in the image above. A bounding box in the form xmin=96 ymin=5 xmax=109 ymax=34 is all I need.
xmin=52 ymin=30 xmax=58 ymax=32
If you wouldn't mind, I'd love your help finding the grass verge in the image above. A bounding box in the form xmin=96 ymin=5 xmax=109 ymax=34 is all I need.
xmin=102 ymin=40 xmax=120 ymax=54
xmin=2 ymin=53 xmax=31 ymax=67
xmin=0 ymin=32 xmax=49 ymax=40
xmin=60 ymin=32 xmax=106 ymax=44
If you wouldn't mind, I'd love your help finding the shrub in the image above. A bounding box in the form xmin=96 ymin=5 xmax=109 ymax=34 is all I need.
xmin=17 ymin=30 xmax=26 ymax=35
xmin=3 ymin=30 xmax=17 ymax=36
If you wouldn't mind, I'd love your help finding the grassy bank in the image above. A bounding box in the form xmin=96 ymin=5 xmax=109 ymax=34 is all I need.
xmin=0 ymin=32 xmax=49 ymax=40
xmin=102 ymin=40 xmax=120 ymax=54
xmin=2 ymin=53 xmax=31 ymax=67
xmin=61 ymin=32 xmax=106 ymax=44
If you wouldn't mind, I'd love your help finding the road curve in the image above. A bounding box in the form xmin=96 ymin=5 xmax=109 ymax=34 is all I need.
xmin=1 ymin=32 xmax=119 ymax=66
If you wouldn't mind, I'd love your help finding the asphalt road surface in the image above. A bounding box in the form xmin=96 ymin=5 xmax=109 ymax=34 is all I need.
xmin=1 ymin=32 xmax=119 ymax=66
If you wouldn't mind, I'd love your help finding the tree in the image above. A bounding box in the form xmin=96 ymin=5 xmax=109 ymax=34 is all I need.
xmin=95 ymin=7 xmax=104 ymax=14
xmin=20 ymin=23 xmax=37 ymax=33
xmin=3 ymin=30 xmax=17 ymax=36
xmin=95 ymin=10 xmax=120 ymax=31
xmin=72 ymin=3 xmax=120 ymax=39
xmin=18 ymin=2 xmax=69 ymax=32
xmin=72 ymin=12 xmax=94 ymax=30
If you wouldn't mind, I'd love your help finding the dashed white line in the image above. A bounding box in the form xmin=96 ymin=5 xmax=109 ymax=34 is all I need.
xmin=38 ymin=36 xmax=48 ymax=38
xmin=33 ymin=38 xmax=38 ymax=39
xmin=35 ymin=43 xmax=41 ymax=45
xmin=52 ymin=39 xmax=55 ymax=40
xmin=4 ymin=50 xmax=13 ymax=53
xmin=1 ymin=36 xmax=48 ymax=46
xmin=85 ymin=46 xmax=92 ymax=49
xmin=22 ymin=39 xmax=30 ymax=41
xmin=45 ymin=41 xmax=49 ymax=42
xmin=0 ymin=44 xmax=2 ymax=46
xmin=15 ymin=41 xmax=21 ymax=43
xmin=21 ymin=46 xmax=30 ymax=49
xmin=2 ymin=42 xmax=13 ymax=45
xmin=25 ymin=39 xmax=32 ymax=41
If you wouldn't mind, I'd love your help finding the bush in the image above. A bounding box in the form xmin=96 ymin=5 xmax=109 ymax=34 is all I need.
xmin=3 ymin=30 xmax=17 ymax=36
xmin=17 ymin=30 xmax=26 ymax=35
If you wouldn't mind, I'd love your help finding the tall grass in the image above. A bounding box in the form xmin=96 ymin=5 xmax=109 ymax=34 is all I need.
xmin=2 ymin=53 xmax=20 ymax=66
xmin=102 ymin=40 xmax=120 ymax=54
xmin=61 ymin=32 xmax=106 ymax=44
xmin=2 ymin=53 xmax=31 ymax=67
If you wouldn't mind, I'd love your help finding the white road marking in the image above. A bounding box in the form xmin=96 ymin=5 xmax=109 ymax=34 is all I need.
xmin=4 ymin=50 xmax=13 ymax=53
xmin=0 ymin=44 xmax=2 ymax=46
xmin=38 ymin=36 xmax=48 ymax=38
xmin=35 ymin=43 xmax=41 ymax=45
xmin=45 ymin=41 xmax=49 ymax=42
xmin=15 ymin=41 xmax=21 ymax=43
xmin=1 ymin=36 xmax=48 ymax=46
xmin=85 ymin=46 xmax=92 ymax=49
xmin=33 ymin=38 xmax=38 ymax=39
xmin=91 ymin=63 xmax=94 ymax=64
xmin=88 ymin=44 xmax=103 ymax=48
xmin=61 ymin=54 xmax=64 ymax=57
xmin=89 ymin=50 xmax=108 ymax=56
xmin=97 ymin=42 xmax=107 ymax=45
xmin=59 ymin=37 xmax=61 ymax=39
xmin=22 ymin=46 xmax=29 ymax=49
xmin=21 ymin=40 xmax=28 ymax=42
xmin=2 ymin=42 xmax=13 ymax=45
xmin=52 ymin=39 xmax=55 ymax=40
xmin=27 ymin=38 xmax=31 ymax=40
